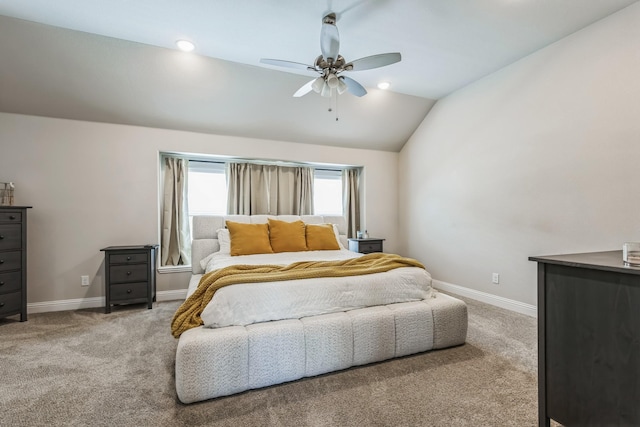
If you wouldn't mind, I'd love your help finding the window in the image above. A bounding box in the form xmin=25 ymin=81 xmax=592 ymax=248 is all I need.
xmin=188 ymin=161 xmax=227 ymax=222
xmin=313 ymin=169 xmax=343 ymax=215
xmin=186 ymin=161 xmax=343 ymax=220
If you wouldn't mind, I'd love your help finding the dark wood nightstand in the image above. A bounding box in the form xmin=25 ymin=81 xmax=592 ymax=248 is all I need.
xmin=0 ymin=206 xmax=31 ymax=322
xmin=348 ymin=238 xmax=385 ymax=254
xmin=101 ymin=245 xmax=158 ymax=314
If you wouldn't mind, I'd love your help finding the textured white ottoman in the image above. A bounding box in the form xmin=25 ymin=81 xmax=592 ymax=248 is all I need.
xmin=175 ymin=326 xmax=249 ymax=404
xmin=302 ymin=312 xmax=353 ymax=377
xmin=388 ymin=301 xmax=435 ymax=357
xmin=348 ymin=306 xmax=396 ymax=366
xmin=175 ymin=293 xmax=468 ymax=403
xmin=247 ymin=319 xmax=305 ymax=389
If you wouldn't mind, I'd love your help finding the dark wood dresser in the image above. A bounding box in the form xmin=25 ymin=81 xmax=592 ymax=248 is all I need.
xmin=101 ymin=245 xmax=158 ymax=314
xmin=530 ymin=251 xmax=640 ymax=427
xmin=0 ymin=206 xmax=31 ymax=321
xmin=348 ymin=238 xmax=385 ymax=254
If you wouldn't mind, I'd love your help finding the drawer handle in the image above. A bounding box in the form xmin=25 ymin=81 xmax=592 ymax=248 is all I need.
xmin=126 ymin=271 xmax=132 ymax=275
xmin=0 ymin=235 xmax=4 ymax=240
xmin=0 ymin=281 xmax=4 ymax=286
xmin=9 ymin=215 xmax=16 ymax=220
xmin=0 ymin=260 xmax=4 ymax=264
xmin=126 ymin=256 xmax=131 ymax=261
xmin=127 ymin=289 xmax=132 ymax=294
xmin=0 ymin=302 xmax=4 ymax=308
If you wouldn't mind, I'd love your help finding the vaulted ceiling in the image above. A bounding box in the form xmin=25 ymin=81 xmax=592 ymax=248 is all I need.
xmin=0 ymin=0 xmax=636 ymax=151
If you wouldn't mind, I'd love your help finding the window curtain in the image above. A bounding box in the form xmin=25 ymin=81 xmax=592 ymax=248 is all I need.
xmin=342 ymin=168 xmax=361 ymax=238
xmin=226 ymin=162 xmax=314 ymax=215
xmin=161 ymin=156 xmax=191 ymax=266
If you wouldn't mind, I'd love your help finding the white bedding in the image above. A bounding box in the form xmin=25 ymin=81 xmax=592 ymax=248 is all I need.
xmin=188 ymin=249 xmax=433 ymax=329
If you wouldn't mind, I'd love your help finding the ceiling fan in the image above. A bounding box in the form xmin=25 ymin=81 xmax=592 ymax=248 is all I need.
xmin=260 ymin=12 xmax=401 ymax=98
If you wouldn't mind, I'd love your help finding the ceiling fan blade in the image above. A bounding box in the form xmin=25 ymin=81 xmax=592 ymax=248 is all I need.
xmin=320 ymin=22 xmax=340 ymax=61
xmin=260 ymin=58 xmax=313 ymax=71
xmin=293 ymin=79 xmax=316 ymax=97
xmin=341 ymin=76 xmax=367 ymax=97
xmin=348 ymin=52 xmax=401 ymax=71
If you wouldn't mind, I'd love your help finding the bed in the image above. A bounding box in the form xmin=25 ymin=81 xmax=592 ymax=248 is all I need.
xmin=174 ymin=214 xmax=468 ymax=403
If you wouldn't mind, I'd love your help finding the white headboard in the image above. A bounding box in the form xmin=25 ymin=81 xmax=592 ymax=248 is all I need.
xmin=191 ymin=215 xmax=348 ymax=274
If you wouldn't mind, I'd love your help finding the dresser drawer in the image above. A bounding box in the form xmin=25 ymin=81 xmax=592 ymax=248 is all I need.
xmin=110 ymin=252 xmax=147 ymax=264
xmin=0 ymin=224 xmax=21 ymax=250
xmin=110 ymin=282 xmax=148 ymax=301
xmin=359 ymin=242 xmax=383 ymax=253
xmin=348 ymin=238 xmax=385 ymax=254
xmin=0 ymin=211 xmax=22 ymax=223
xmin=0 ymin=271 xmax=21 ymax=294
xmin=0 ymin=251 xmax=21 ymax=272
xmin=109 ymin=264 xmax=148 ymax=284
xmin=0 ymin=291 xmax=21 ymax=316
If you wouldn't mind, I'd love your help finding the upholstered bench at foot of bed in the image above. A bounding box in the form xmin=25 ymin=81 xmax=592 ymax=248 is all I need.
xmin=175 ymin=293 xmax=467 ymax=404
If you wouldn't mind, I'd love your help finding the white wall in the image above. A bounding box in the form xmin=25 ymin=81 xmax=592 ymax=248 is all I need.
xmin=0 ymin=113 xmax=398 ymax=305
xmin=399 ymin=3 xmax=640 ymax=307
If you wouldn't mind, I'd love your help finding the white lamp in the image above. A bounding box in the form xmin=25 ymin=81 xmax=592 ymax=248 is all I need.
xmin=321 ymin=81 xmax=332 ymax=97
xmin=312 ymin=77 xmax=325 ymax=93
xmin=326 ymin=73 xmax=339 ymax=89
xmin=337 ymin=78 xmax=347 ymax=94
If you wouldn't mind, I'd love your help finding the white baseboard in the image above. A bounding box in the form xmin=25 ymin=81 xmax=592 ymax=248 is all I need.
xmin=27 ymin=289 xmax=188 ymax=314
xmin=433 ymin=279 xmax=537 ymax=318
xmin=156 ymin=289 xmax=188 ymax=301
xmin=27 ymin=296 xmax=105 ymax=314
xmin=27 ymin=283 xmax=536 ymax=318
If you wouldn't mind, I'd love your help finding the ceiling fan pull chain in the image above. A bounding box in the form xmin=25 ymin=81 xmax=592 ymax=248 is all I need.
xmin=328 ymin=90 xmax=338 ymax=121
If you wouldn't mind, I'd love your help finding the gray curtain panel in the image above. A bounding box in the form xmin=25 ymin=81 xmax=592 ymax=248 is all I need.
xmin=161 ymin=156 xmax=191 ymax=266
xmin=342 ymin=168 xmax=361 ymax=238
xmin=227 ymin=162 xmax=314 ymax=215
xmin=226 ymin=163 xmax=255 ymax=215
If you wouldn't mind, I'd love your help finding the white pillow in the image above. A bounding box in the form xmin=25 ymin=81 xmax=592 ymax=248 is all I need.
xmin=198 ymin=228 xmax=231 ymax=271
xmin=332 ymin=224 xmax=346 ymax=249
xmin=217 ymin=228 xmax=231 ymax=253
xmin=199 ymin=253 xmax=215 ymax=271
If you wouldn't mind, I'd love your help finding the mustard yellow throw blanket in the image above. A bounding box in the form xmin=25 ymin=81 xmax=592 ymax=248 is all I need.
xmin=171 ymin=253 xmax=425 ymax=338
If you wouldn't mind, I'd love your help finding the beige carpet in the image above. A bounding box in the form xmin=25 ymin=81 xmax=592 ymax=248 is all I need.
xmin=0 ymin=293 xmax=539 ymax=426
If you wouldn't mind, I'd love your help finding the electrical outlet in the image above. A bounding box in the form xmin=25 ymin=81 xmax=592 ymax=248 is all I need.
xmin=492 ymin=273 xmax=500 ymax=284
xmin=81 ymin=275 xmax=90 ymax=287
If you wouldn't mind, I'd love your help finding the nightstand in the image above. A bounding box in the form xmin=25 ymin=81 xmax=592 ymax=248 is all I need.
xmin=348 ymin=238 xmax=385 ymax=254
xmin=101 ymin=245 xmax=158 ymax=314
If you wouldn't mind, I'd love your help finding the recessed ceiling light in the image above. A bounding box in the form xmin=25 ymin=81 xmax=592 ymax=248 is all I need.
xmin=176 ymin=40 xmax=195 ymax=52
xmin=377 ymin=81 xmax=391 ymax=90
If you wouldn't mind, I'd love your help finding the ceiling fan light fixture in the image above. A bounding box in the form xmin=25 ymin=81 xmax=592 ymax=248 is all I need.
xmin=320 ymin=82 xmax=332 ymax=97
xmin=312 ymin=77 xmax=325 ymax=93
xmin=176 ymin=40 xmax=195 ymax=52
xmin=337 ymin=78 xmax=347 ymax=95
xmin=326 ymin=73 xmax=339 ymax=89
xmin=377 ymin=81 xmax=391 ymax=90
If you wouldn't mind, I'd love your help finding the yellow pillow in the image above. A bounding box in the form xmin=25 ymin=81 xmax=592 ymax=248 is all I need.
xmin=306 ymin=224 xmax=340 ymax=251
xmin=225 ymin=221 xmax=274 ymax=256
xmin=268 ymin=219 xmax=308 ymax=253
